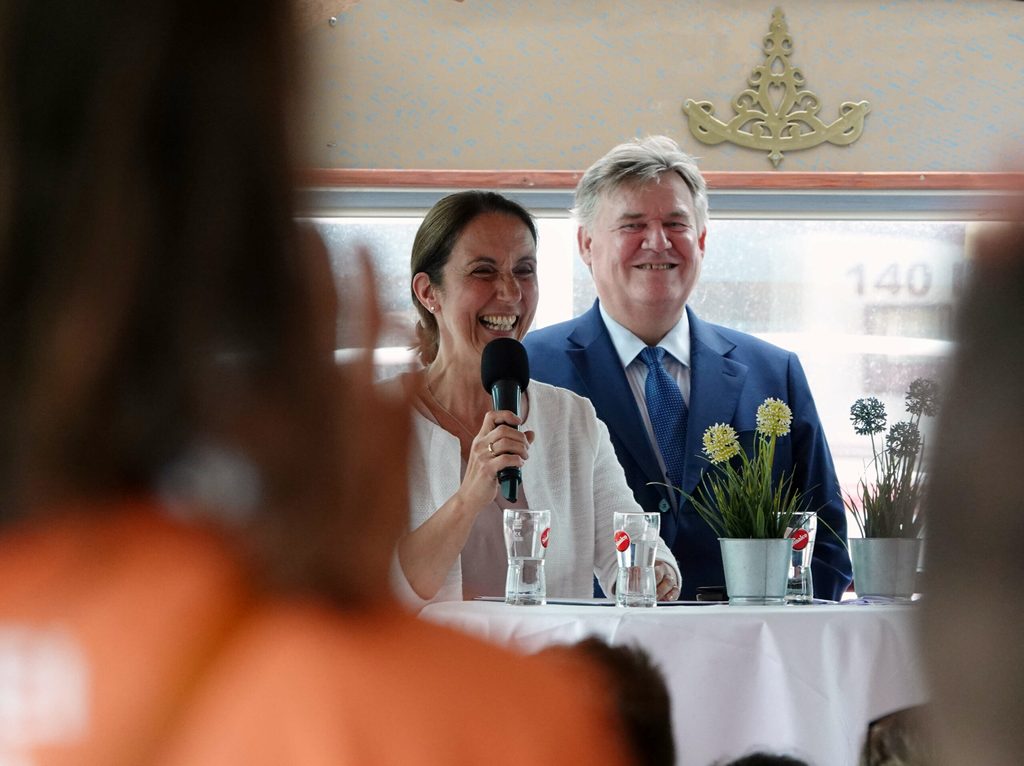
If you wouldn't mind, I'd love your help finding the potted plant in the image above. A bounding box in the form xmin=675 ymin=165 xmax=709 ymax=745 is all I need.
xmin=686 ymin=397 xmax=809 ymax=605
xmin=845 ymin=378 xmax=938 ymax=599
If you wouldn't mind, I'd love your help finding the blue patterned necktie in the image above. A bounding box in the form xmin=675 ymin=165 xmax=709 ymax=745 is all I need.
xmin=639 ymin=346 xmax=688 ymax=489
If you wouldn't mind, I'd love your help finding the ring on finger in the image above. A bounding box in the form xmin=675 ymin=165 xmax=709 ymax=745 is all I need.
xmin=487 ymin=442 xmax=495 ymax=455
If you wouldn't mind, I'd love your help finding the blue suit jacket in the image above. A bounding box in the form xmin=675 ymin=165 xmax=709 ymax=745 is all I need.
xmin=524 ymin=301 xmax=853 ymax=601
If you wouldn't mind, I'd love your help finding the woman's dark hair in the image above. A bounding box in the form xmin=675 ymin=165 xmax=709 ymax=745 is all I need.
xmin=0 ymin=0 xmax=362 ymax=599
xmin=410 ymin=190 xmax=537 ymax=364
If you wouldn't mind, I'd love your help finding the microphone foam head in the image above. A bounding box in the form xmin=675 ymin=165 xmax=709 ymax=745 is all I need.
xmin=481 ymin=338 xmax=530 ymax=393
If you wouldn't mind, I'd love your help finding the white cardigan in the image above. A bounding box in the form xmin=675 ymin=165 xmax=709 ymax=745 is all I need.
xmin=391 ymin=380 xmax=680 ymax=609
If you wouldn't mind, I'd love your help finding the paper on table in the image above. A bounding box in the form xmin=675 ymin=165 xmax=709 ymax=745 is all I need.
xmin=474 ymin=596 xmax=615 ymax=606
xmin=839 ymin=595 xmax=917 ymax=605
xmin=472 ymin=596 xmax=722 ymax=607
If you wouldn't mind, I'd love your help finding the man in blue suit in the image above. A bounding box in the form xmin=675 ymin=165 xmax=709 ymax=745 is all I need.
xmin=525 ymin=136 xmax=852 ymax=601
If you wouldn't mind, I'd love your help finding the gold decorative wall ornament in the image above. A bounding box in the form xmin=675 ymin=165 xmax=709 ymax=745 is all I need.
xmin=682 ymin=8 xmax=870 ymax=167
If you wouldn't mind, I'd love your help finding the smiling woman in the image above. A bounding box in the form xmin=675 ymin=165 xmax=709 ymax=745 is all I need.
xmin=387 ymin=190 xmax=682 ymax=608
xmin=411 ymin=195 xmax=539 ymax=368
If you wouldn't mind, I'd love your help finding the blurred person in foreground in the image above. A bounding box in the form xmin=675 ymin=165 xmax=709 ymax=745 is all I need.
xmin=921 ymin=202 xmax=1024 ymax=766
xmin=525 ymin=135 xmax=852 ymax=601
xmin=0 ymin=1 xmax=631 ymax=764
xmin=391 ymin=190 xmax=680 ymax=606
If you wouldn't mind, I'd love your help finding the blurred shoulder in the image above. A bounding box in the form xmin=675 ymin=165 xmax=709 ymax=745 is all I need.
xmin=160 ymin=601 xmax=631 ymax=765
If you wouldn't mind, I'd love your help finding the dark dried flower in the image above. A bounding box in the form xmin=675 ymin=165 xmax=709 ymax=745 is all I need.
xmin=905 ymin=378 xmax=940 ymax=418
xmin=850 ymin=397 xmax=887 ymax=436
xmin=887 ymin=421 xmax=922 ymax=459
xmin=847 ymin=382 xmax=936 ymax=539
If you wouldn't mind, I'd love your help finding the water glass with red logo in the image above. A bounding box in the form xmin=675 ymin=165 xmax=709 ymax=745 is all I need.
xmin=613 ymin=511 xmax=660 ymax=607
xmin=503 ymin=509 xmax=551 ymax=606
xmin=786 ymin=511 xmax=817 ymax=604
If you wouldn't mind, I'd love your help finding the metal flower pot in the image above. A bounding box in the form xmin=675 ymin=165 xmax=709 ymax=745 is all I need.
xmin=719 ymin=538 xmax=792 ymax=605
xmin=850 ymin=537 xmax=922 ymax=600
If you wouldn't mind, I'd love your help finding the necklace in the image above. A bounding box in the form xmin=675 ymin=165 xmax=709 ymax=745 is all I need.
xmin=424 ymin=380 xmax=480 ymax=443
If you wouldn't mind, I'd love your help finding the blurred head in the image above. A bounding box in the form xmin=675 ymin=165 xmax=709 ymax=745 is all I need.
xmin=410 ymin=191 xmax=538 ymax=366
xmin=540 ymin=639 xmax=675 ymax=766
xmin=860 ymin=705 xmax=936 ymax=766
xmin=0 ymin=0 xmax=405 ymax=602
xmin=719 ymin=755 xmax=808 ymax=766
xmin=922 ymin=213 xmax=1024 ymax=765
xmin=573 ymin=136 xmax=708 ymax=345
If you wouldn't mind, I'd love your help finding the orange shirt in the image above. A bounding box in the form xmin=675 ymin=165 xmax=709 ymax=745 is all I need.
xmin=0 ymin=503 xmax=632 ymax=765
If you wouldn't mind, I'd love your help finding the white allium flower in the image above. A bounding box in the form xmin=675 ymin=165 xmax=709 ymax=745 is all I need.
xmin=756 ymin=397 xmax=792 ymax=438
xmin=703 ymin=423 xmax=741 ymax=464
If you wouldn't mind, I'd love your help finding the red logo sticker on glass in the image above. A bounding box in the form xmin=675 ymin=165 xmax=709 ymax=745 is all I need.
xmin=614 ymin=530 xmax=630 ymax=552
xmin=540 ymin=527 xmax=550 ymax=548
xmin=790 ymin=528 xmax=810 ymax=551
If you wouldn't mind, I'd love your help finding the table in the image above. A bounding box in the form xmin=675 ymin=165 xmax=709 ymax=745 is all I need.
xmin=420 ymin=600 xmax=927 ymax=766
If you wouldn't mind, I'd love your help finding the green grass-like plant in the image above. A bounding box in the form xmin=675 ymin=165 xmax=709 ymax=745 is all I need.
xmin=684 ymin=398 xmax=808 ymax=539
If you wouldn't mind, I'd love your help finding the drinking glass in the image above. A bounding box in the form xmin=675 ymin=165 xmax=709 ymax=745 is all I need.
xmin=786 ymin=511 xmax=817 ymax=604
xmin=613 ymin=511 xmax=660 ymax=607
xmin=502 ymin=509 xmax=551 ymax=606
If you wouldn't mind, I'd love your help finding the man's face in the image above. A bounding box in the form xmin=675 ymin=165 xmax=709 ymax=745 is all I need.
xmin=579 ymin=174 xmax=706 ymax=344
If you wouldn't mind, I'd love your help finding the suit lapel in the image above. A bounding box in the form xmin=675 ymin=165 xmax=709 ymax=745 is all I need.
xmin=681 ymin=308 xmax=748 ymax=499
xmin=565 ymin=303 xmax=663 ymax=484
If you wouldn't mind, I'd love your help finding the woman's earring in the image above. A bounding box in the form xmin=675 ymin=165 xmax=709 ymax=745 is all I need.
xmin=428 ymin=304 xmax=436 ymax=313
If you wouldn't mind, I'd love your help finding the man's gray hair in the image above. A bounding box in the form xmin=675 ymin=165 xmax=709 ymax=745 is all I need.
xmin=572 ymin=136 xmax=708 ymax=232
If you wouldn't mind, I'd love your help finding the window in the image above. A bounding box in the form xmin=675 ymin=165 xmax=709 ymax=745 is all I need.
xmin=300 ymin=174 xmax=1014 ymax=537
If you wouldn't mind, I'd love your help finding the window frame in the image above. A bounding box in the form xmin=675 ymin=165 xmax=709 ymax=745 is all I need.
xmin=298 ymin=170 xmax=1024 ymax=221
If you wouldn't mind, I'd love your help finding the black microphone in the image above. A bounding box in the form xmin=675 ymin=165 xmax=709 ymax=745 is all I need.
xmin=481 ymin=338 xmax=530 ymax=503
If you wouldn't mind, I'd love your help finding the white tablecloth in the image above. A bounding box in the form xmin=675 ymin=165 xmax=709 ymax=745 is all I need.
xmin=420 ymin=600 xmax=927 ymax=766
